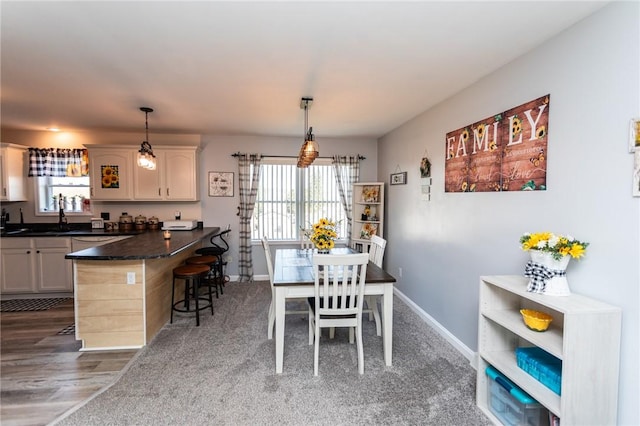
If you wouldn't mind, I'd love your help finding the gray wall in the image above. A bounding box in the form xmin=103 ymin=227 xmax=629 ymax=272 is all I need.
xmin=377 ymin=3 xmax=638 ymax=424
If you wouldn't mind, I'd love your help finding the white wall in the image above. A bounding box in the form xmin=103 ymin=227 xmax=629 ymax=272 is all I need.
xmin=378 ymin=3 xmax=639 ymax=424
xmin=199 ymin=134 xmax=378 ymax=277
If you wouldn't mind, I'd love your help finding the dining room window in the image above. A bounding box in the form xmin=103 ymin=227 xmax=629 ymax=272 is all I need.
xmin=251 ymin=157 xmax=347 ymax=241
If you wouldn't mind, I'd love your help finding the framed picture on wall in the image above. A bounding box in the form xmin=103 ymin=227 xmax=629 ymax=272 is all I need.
xmin=390 ymin=172 xmax=407 ymax=185
xmin=630 ymin=118 xmax=640 ymax=152
xmin=208 ymin=172 xmax=234 ymax=197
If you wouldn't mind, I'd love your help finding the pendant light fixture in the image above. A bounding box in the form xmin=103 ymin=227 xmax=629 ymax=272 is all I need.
xmin=297 ymin=97 xmax=318 ymax=168
xmin=137 ymin=107 xmax=156 ymax=170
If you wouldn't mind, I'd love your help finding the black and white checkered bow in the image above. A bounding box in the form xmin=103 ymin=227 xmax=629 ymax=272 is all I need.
xmin=524 ymin=261 xmax=566 ymax=293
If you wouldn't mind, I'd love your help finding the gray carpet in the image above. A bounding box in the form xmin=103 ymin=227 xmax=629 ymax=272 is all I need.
xmin=54 ymin=281 xmax=490 ymax=425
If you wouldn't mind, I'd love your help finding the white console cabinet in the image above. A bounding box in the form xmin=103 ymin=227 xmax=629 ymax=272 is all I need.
xmin=476 ymin=275 xmax=621 ymax=425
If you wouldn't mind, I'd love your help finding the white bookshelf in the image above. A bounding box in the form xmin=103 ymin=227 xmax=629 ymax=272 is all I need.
xmin=350 ymin=182 xmax=384 ymax=253
xmin=476 ymin=275 xmax=621 ymax=425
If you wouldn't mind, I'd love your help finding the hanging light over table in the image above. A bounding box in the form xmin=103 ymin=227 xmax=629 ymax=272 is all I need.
xmin=137 ymin=107 xmax=156 ymax=170
xmin=297 ymin=97 xmax=318 ymax=168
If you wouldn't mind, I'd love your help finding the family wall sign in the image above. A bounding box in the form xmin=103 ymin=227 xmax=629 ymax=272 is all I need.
xmin=445 ymin=94 xmax=550 ymax=192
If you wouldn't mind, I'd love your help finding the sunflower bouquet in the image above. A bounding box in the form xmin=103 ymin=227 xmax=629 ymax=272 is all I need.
xmin=520 ymin=232 xmax=588 ymax=261
xmin=310 ymin=218 xmax=338 ymax=251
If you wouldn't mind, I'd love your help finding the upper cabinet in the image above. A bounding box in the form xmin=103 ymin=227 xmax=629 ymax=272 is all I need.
xmin=88 ymin=148 xmax=134 ymax=200
xmin=133 ymin=147 xmax=199 ymax=201
xmin=0 ymin=143 xmax=27 ymax=202
xmin=87 ymin=145 xmax=199 ymax=202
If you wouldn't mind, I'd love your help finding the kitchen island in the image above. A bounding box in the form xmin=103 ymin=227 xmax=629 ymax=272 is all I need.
xmin=66 ymin=227 xmax=219 ymax=351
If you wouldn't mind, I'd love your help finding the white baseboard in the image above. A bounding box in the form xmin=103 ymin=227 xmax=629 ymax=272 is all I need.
xmin=394 ymin=287 xmax=477 ymax=368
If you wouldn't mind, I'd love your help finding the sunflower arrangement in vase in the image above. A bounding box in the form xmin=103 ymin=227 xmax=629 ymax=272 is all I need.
xmin=310 ymin=218 xmax=338 ymax=252
xmin=519 ymin=232 xmax=588 ymax=260
xmin=520 ymin=231 xmax=589 ymax=296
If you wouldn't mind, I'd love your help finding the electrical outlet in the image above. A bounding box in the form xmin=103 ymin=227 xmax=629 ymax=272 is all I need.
xmin=127 ymin=272 xmax=136 ymax=284
xmin=398 ymin=267 xmax=403 ymax=278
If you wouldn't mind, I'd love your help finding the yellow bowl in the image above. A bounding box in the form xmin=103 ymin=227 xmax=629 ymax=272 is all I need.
xmin=520 ymin=309 xmax=553 ymax=332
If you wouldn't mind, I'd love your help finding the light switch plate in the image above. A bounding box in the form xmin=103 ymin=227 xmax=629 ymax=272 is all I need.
xmin=127 ymin=272 xmax=135 ymax=284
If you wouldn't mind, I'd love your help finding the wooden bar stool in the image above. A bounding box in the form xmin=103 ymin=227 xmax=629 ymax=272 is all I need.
xmin=171 ymin=264 xmax=213 ymax=326
xmin=186 ymin=255 xmax=223 ymax=298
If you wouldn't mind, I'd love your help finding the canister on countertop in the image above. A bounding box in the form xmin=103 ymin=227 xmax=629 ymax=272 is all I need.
xmin=148 ymin=216 xmax=160 ymax=230
xmin=135 ymin=214 xmax=147 ymax=231
xmin=119 ymin=212 xmax=133 ymax=232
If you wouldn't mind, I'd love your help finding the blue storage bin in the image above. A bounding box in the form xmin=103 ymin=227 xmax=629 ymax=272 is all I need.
xmin=515 ymin=347 xmax=562 ymax=396
xmin=485 ymin=365 xmax=549 ymax=426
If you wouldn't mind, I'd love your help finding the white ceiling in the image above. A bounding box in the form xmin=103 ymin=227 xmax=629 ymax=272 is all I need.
xmin=1 ymin=1 xmax=607 ymax=139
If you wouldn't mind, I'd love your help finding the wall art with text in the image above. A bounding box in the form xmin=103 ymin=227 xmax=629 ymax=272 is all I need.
xmin=445 ymin=94 xmax=550 ymax=192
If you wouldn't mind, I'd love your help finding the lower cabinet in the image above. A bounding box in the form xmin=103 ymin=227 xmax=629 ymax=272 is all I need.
xmin=1 ymin=237 xmax=72 ymax=294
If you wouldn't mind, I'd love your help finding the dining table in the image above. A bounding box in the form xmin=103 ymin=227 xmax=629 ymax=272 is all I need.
xmin=272 ymin=247 xmax=396 ymax=374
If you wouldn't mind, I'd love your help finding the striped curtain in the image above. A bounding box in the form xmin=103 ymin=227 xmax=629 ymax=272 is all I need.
xmin=28 ymin=148 xmax=88 ymax=177
xmin=332 ymin=155 xmax=360 ymax=243
xmin=237 ymin=153 xmax=263 ymax=282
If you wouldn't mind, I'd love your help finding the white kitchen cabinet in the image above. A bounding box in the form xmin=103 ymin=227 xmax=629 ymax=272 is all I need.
xmin=0 ymin=143 xmax=27 ymax=202
xmin=476 ymin=275 xmax=621 ymax=425
xmin=350 ymin=182 xmax=384 ymax=253
xmin=1 ymin=239 xmax=36 ymax=293
xmin=132 ymin=147 xmax=199 ymax=201
xmin=34 ymin=238 xmax=73 ymax=292
xmin=88 ymin=148 xmax=134 ymax=200
xmin=1 ymin=237 xmax=72 ymax=294
xmin=88 ymin=145 xmax=199 ymax=202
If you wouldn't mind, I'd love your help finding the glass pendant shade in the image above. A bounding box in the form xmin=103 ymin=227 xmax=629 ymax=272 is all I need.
xmin=138 ymin=107 xmax=156 ymax=170
xmin=297 ymin=98 xmax=318 ymax=167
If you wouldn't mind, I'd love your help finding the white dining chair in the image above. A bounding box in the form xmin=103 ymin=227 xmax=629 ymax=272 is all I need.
xmin=308 ymin=252 xmax=369 ymax=375
xmin=363 ymin=235 xmax=386 ymax=336
xmin=262 ymin=236 xmax=308 ymax=339
xmin=300 ymin=237 xmax=314 ymax=250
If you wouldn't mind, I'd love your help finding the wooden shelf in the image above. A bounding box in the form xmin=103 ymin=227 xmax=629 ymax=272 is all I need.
xmin=476 ymin=275 xmax=621 ymax=425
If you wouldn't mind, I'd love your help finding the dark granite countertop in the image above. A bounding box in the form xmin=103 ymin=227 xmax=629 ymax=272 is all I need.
xmin=1 ymin=222 xmax=145 ymax=238
xmin=65 ymin=227 xmax=220 ymax=260
xmin=1 ymin=229 xmax=146 ymax=237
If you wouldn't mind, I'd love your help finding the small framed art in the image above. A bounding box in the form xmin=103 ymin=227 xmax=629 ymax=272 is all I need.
xmin=390 ymin=172 xmax=407 ymax=185
xmin=630 ymin=118 xmax=640 ymax=152
xmin=208 ymin=172 xmax=234 ymax=197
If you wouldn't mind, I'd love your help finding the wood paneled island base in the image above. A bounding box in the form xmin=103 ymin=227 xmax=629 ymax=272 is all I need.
xmin=68 ymin=227 xmax=219 ymax=350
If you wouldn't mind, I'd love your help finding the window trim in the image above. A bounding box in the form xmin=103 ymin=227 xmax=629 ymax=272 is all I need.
xmin=32 ymin=176 xmax=93 ymax=217
xmin=251 ymin=157 xmax=348 ymax=243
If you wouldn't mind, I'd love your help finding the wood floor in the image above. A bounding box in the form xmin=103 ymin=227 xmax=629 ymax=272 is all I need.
xmin=1 ymin=299 xmax=138 ymax=426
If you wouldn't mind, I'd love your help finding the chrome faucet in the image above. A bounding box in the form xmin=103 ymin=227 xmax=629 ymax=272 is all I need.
xmin=58 ymin=193 xmax=68 ymax=230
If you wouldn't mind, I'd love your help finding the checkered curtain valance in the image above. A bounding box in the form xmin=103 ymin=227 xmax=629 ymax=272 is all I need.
xmin=28 ymin=148 xmax=89 ymax=177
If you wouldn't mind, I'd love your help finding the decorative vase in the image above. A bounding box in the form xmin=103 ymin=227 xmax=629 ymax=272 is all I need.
xmin=315 ymin=248 xmax=330 ymax=254
xmin=525 ymin=251 xmax=571 ymax=296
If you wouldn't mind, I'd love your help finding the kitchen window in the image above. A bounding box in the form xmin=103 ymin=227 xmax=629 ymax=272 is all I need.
xmin=34 ymin=176 xmax=91 ymax=215
xmin=28 ymin=147 xmax=92 ymax=216
xmin=251 ymin=158 xmax=347 ymax=241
